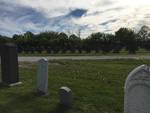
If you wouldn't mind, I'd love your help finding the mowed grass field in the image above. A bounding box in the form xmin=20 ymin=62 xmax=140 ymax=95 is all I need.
xmin=0 ymin=59 xmax=149 ymax=113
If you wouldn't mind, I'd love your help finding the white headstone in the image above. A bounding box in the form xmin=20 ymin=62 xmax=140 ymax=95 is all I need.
xmin=124 ymin=64 xmax=150 ymax=113
xmin=37 ymin=58 xmax=48 ymax=95
xmin=59 ymin=86 xmax=72 ymax=107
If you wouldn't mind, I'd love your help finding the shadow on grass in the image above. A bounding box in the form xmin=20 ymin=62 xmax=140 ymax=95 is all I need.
xmin=0 ymin=91 xmax=42 ymax=113
xmin=0 ymin=83 xmax=9 ymax=89
xmin=51 ymin=104 xmax=71 ymax=113
xmin=0 ymin=91 xmax=71 ymax=113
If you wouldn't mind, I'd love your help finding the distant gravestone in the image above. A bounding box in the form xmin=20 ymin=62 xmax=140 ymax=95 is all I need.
xmin=59 ymin=86 xmax=72 ymax=107
xmin=1 ymin=43 xmax=21 ymax=86
xmin=124 ymin=65 xmax=150 ymax=113
xmin=37 ymin=58 xmax=48 ymax=95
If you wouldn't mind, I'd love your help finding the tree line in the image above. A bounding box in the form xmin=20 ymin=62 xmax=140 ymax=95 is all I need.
xmin=0 ymin=25 xmax=150 ymax=54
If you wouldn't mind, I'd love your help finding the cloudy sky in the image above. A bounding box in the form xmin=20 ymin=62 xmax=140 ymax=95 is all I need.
xmin=0 ymin=0 xmax=150 ymax=38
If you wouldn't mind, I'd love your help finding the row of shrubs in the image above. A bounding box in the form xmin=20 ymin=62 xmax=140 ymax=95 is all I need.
xmin=0 ymin=25 xmax=149 ymax=54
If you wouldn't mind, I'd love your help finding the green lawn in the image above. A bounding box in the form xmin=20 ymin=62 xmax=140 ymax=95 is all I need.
xmin=0 ymin=60 xmax=149 ymax=113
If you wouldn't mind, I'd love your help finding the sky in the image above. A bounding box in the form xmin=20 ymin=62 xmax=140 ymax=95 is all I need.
xmin=0 ymin=0 xmax=150 ymax=38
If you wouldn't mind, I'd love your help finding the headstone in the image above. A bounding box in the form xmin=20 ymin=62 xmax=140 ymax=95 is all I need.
xmin=1 ymin=43 xmax=21 ymax=86
xmin=59 ymin=86 xmax=72 ymax=107
xmin=37 ymin=58 xmax=48 ymax=95
xmin=124 ymin=64 xmax=150 ymax=113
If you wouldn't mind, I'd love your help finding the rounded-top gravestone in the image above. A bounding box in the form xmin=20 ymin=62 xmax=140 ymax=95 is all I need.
xmin=59 ymin=86 xmax=72 ymax=107
xmin=124 ymin=65 xmax=150 ymax=113
xmin=37 ymin=58 xmax=48 ymax=96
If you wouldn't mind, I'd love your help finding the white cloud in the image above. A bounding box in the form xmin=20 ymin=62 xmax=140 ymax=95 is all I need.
xmin=5 ymin=0 xmax=98 ymax=18
xmin=73 ymin=4 xmax=150 ymax=37
xmin=0 ymin=18 xmax=22 ymax=34
xmin=0 ymin=0 xmax=150 ymax=37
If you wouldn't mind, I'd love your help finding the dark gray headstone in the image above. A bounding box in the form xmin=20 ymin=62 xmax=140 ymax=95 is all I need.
xmin=1 ymin=43 xmax=21 ymax=86
xmin=37 ymin=58 xmax=48 ymax=95
xmin=59 ymin=86 xmax=72 ymax=107
xmin=124 ymin=65 xmax=150 ymax=113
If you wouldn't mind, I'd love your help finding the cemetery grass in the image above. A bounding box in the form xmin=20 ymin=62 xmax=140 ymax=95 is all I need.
xmin=0 ymin=59 xmax=149 ymax=113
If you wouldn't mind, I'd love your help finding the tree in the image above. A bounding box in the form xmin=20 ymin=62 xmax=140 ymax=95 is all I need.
xmin=112 ymin=35 xmax=122 ymax=53
xmin=68 ymin=34 xmax=81 ymax=53
xmin=24 ymin=31 xmax=35 ymax=53
xmin=84 ymin=32 xmax=103 ymax=53
xmin=13 ymin=34 xmax=25 ymax=53
xmin=0 ymin=35 xmax=9 ymax=44
xmin=101 ymin=33 xmax=115 ymax=53
xmin=115 ymin=28 xmax=138 ymax=54
xmin=137 ymin=25 xmax=150 ymax=50
xmin=58 ymin=32 xmax=69 ymax=53
xmin=86 ymin=32 xmax=115 ymax=53
xmin=137 ymin=25 xmax=150 ymax=40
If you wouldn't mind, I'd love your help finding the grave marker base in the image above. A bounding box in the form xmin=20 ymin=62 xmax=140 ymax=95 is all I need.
xmin=37 ymin=89 xmax=48 ymax=96
xmin=8 ymin=81 xmax=22 ymax=87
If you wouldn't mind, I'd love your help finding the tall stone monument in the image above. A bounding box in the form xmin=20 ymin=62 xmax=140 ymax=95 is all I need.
xmin=37 ymin=58 xmax=48 ymax=95
xmin=1 ymin=43 xmax=21 ymax=86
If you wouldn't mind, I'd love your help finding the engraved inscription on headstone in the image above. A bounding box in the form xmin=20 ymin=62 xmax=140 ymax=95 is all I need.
xmin=59 ymin=86 xmax=72 ymax=107
xmin=37 ymin=58 xmax=48 ymax=95
xmin=124 ymin=65 xmax=150 ymax=113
